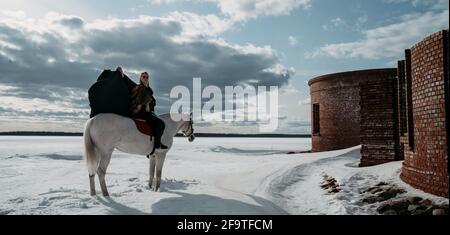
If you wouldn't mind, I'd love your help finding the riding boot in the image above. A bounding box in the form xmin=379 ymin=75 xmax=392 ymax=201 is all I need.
xmin=154 ymin=136 xmax=168 ymax=150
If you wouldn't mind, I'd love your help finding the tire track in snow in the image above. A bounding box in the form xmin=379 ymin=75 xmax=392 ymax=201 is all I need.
xmin=256 ymin=147 xmax=362 ymax=215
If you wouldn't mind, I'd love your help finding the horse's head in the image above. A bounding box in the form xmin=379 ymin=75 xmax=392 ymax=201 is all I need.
xmin=182 ymin=112 xmax=195 ymax=142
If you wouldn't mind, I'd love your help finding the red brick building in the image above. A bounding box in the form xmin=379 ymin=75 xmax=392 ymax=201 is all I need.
xmin=308 ymin=29 xmax=449 ymax=198
xmin=309 ymin=69 xmax=397 ymax=153
xmin=399 ymin=30 xmax=449 ymax=198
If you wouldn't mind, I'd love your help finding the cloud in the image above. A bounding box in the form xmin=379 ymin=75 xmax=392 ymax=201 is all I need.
xmin=0 ymin=11 xmax=292 ymax=131
xmin=383 ymin=0 xmax=449 ymax=10
xmin=167 ymin=11 xmax=233 ymax=40
xmin=298 ymin=97 xmax=310 ymax=106
xmin=322 ymin=17 xmax=346 ymax=31
xmin=148 ymin=0 xmax=312 ymax=22
xmin=306 ymin=10 xmax=449 ymax=59
xmin=0 ymin=12 xmax=291 ymax=89
xmin=215 ymin=0 xmax=311 ymax=21
xmin=0 ymin=84 xmax=89 ymax=129
xmin=1 ymin=10 xmax=27 ymax=19
xmin=355 ymin=14 xmax=368 ymax=30
xmin=58 ymin=16 xmax=85 ymax=29
xmin=288 ymin=36 xmax=299 ymax=46
xmin=150 ymin=0 xmax=184 ymax=4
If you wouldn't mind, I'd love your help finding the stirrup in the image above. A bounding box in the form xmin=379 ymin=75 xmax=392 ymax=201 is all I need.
xmin=159 ymin=144 xmax=168 ymax=150
xmin=148 ymin=135 xmax=156 ymax=156
xmin=149 ymin=140 xmax=157 ymax=156
xmin=149 ymin=145 xmax=156 ymax=156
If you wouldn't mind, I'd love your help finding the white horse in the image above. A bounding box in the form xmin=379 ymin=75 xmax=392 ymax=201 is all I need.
xmin=83 ymin=112 xmax=195 ymax=196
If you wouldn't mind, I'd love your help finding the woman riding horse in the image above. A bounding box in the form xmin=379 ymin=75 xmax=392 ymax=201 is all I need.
xmin=130 ymin=71 xmax=168 ymax=151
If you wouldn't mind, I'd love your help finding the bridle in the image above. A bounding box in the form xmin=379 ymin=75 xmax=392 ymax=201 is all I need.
xmin=183 ymin=115 xmax=195 ymax=141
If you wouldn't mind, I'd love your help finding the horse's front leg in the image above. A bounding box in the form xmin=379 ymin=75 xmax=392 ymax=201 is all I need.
xmin=149 ymin=155 xmax=156 ymax=189
xmin=155 ymin=153 xmax=167 ymax=192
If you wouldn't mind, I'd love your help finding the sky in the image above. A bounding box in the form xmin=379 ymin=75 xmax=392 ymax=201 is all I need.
xmin=0 ymin=0 xmax=448 ymax=134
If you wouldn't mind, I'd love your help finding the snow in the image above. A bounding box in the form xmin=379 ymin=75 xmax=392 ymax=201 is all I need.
xmin=0 ymin=136 xmax=447 ymax=215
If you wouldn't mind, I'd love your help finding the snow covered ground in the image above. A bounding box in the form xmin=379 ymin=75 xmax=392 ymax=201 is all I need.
xmin=0 ymin=136 xmax=447 ymax=215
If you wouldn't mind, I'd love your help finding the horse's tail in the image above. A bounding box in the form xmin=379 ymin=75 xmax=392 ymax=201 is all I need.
xmin=84 ymin=118 xmax=99 ymax=176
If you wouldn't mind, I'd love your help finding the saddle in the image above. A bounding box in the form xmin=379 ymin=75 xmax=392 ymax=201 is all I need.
xmin=133 ymin=118 xmax=153 ymax=136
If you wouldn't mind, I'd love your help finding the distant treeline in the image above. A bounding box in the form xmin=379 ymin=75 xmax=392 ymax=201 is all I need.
xmin=0 ymin=131 xmax=311 ymax=138
xmin=185 ymin=133 xmax=311 ymax=138
xmin=0 ymin=132 xmax=83 ymax=136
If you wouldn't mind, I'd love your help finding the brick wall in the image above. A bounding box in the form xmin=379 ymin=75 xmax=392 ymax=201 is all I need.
xmin=308 ymin=30 xmax=449 ymax=198
xmin=397 ymin=60 xmax=407 ymax=136
xmin=359 ymin=70 xmax=399 ymax=167
xmin=309 ymin=69 xmax=396 ymax=152
xmin=400 ymin=30 xmax=449 ymax=198
xmin=309 ymin=71 xmax=361 ymax=152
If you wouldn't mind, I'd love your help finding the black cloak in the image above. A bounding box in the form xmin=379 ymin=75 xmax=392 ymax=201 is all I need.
xmin=88 ymin=69 xmax=137 ymax=118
